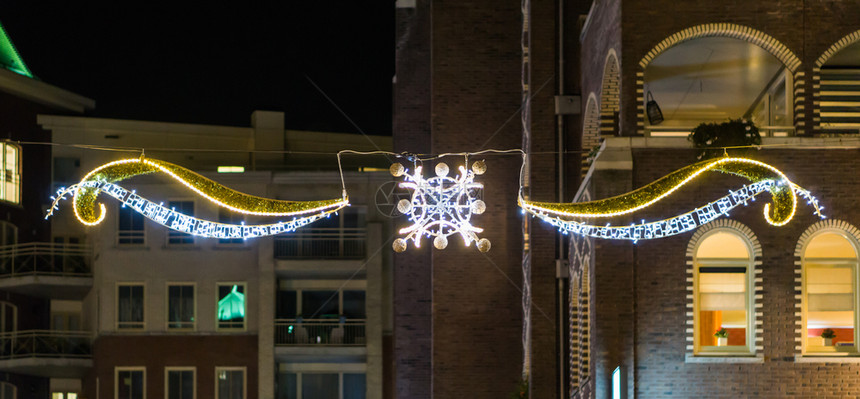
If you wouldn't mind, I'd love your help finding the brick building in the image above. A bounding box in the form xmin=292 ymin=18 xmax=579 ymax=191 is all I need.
xmin=394 ymin=0 xmax=860 ymax=398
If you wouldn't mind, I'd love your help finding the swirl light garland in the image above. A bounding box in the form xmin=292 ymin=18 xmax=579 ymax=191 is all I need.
xmin=519 ymin=157 xmax=825 ymax=241
xmin=46 ymin=158 xmax=349 ymax=239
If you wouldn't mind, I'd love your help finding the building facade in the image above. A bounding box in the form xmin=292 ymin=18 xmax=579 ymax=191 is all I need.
xmin=0 ymin=20 xmax=94 ymax=399
xmin=394 ymin=0 xmax=860 ymax=398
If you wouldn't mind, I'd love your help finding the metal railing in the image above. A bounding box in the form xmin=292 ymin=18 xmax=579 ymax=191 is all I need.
xmin=274 ymin=228 xmax=366 ymax=259
xmin=274 ymin=319 xmax=366 ymax=346
xmin=0 ymin=330 xmax=92 ymax=359
xmin=0 ymin=243 xmax=91 ymax=277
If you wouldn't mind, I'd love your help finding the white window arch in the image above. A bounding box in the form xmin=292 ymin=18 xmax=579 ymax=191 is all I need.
xmin=798 ymin=223 xmax=860 ymax=355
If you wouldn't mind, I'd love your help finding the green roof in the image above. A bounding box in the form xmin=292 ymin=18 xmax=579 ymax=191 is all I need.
xmin=0 ymin=20 xmax=32 ymax=78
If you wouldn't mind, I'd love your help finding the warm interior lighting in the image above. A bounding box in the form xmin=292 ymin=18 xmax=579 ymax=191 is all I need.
xmin=218 ymin=166 xmax=245 ymax=173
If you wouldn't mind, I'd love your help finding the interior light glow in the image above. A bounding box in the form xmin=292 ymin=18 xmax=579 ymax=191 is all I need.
xmin=217 ymin=166 xmax=245 ymax=173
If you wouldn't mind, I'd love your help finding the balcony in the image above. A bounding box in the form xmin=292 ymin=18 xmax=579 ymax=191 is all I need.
xmin=0 ymin=330 xmax=92 ymax=377
xmin=275 ymin=319 xmax=366 ymax=346
xmin=274 ymin=319 xmax=367 ymax=362
xmin=0 ymin=243 xmax=93 ymax=298
xmin=274 ymin=228 xmax=366 ymax=260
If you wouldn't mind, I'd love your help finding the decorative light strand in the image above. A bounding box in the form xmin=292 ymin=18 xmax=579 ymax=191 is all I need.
xmin=520 ymin=157 xmax=825 ymax=240
xmin=46 ymin=157 xmax=349 ymax=236
xmin=519 ymin=157 xmax=803 ymax=226
xmin=48 ymin=181 xmax=337 ymax=239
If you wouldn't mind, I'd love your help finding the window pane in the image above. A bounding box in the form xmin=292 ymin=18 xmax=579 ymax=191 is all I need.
xmin=118 ymin=285 xmax=144 ymax=329
xmin=342 ymin=291 xmax=366 ymax=319
xmin=697 ymin=232 xmax=749 ymax=258
xmin=806 ymin=265 xmax=855 ymax=348
xmin=276 ymin=290 xmax=297 ymax=319
xmin=276 ymin=372 xmax=297 ymax=399
xmin=698 ymin=269 xmax=747 ymax=348
xmin=118 ymin=370 xmax=144 ymax=399
xmin=217 ymin=370 xmax=243 ymax=399
xmin=168 ymin=201 xmax=194 ymax=244
xmin=343 ymin=373 xmax=366 ymax=399
xmin=169 ymin=285 xmax=195 ymax=329
xmin=218 ymin=285 xmax=246 ymax=329
xmin=168 ymin=370 xmax=194 ymax=399
xmin=302 ymin=374 xmax=338 ymax=399
xmin=302 ymin=291 xmax=338 ymax=318
xmin=118 ymin=206 xmax=145 ymax=244
xmin=806 ymin=232 xmax=856 ymax=258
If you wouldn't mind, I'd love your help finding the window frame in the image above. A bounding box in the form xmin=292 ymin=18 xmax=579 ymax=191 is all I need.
xmin=800 ymin=228 xmax=860 ymax=356
xmin=0 ymin=381 xmax=15 ymax=399
xmin=688 ymin=224 xmax=761 ymax=358
xmin=166 ymin=282 xmax=197 ymax=331
xmin=165 ymin=366 xmax=196 ymax=399
xmin=0 ymin=142 xmax=21 ymax=204
xmin=216 ymin=282 xmax=247 ymax=332
xmin=115 ymin=366 xmax=146 ymax=399
xmin=214 ymin=367 xmax=246 ymax=399
xmin=116 ymin=282 xmax=145 ymax=331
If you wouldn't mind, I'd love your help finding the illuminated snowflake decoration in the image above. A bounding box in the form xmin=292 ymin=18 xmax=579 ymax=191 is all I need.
xmin=391 ymin=161 xmax=491 ymax=252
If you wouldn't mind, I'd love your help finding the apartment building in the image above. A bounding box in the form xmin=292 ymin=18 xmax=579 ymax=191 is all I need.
xmin=39 ymin=111 xmax=393 ymax=399
xmin=0 ymin=20 xmax=94 ymax=399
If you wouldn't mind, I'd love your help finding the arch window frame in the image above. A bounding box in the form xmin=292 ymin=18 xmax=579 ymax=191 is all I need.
xmin=799 ymin=227 xmax=860 ymax=356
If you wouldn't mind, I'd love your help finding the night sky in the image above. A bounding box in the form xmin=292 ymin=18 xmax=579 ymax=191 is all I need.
xmin=0 ymin=3 xmax=394 ymax=135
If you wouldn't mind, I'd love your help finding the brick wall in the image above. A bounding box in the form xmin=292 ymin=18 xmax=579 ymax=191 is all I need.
xmin=586 ymin=147 xmax=860 ymax=397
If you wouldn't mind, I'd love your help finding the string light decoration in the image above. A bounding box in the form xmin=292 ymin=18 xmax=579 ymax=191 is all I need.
xmin=519 ymin=157 xmax=825 ymax=241
xmin=391 ymin=160 xmax=491 ymax=252
xmin=46 ymin=158 xmax=349 ymax=239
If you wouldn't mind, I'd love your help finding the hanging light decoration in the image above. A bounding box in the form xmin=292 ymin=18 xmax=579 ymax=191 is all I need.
xmin=391 ymin=160 xmax=490 ymax=252
xmin=519 ymin=157 xmax=825 ymax=241
xmin=46 ymin=157 xmax=349 ymax=239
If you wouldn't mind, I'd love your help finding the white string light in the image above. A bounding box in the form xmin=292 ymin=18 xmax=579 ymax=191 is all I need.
xmin=47 ymin=180 xmax=337 ymax=239
xmin=391 ymin=161 xmax=491 ymax=252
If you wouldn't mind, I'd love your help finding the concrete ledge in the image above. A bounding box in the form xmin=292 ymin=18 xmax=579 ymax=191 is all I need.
xmin=794 ymin=355 xmax=860 ymax=363
xmin=685 ymin=354 xmax=764 ymax=363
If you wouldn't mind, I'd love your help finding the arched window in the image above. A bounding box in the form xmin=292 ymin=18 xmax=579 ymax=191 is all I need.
xmin=693 ymin=229 xmax=755 ymax=355
xmin=801 ymin=229 xmax=860 ymax=354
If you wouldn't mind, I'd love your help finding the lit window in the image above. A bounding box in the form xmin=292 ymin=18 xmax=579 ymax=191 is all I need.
xmin=166 ymin=368 xmax=195 ymax=399
xmin=118 ymin=205 xmax=144 ymax=245
xmin=694 ymin=229 xmax=754 ymax=355
xmin=0 ymin=143 xmax=19 ymax=204
xmin=217 ymin=283 xmax=246 ymax=330
xmin=52 ymin=393 xmax=77 ymax=399
xmin=116 ymin=368 xmax=145 ymax=399
xmin=802 ymin=230 xmax=859 ymax=354
xmin=167 ymin=284 xmax=195 ymax=330
xmin=168 ymin=201 xmax=194 ymax=245
xmin=216 ymin=368 xmax=245 ymax=399
xmin=117 ymin=283 xmax=144 ymax=329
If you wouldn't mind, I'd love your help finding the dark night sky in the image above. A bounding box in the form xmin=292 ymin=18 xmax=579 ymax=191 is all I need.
xmin=0 ymin=3 xmax=394 ymax=135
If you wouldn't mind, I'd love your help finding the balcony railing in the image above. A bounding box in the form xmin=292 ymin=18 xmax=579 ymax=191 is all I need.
xmin=274 ymin=228 xmax=366 ymax=260
xmin=0 ymin=243 xmax=91 ymax=277
xmin=274 ymin=319 xmax=366 ymax=346
xmin=0 ymin=330 xmax=92 ymax=359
